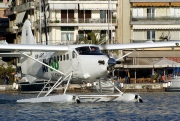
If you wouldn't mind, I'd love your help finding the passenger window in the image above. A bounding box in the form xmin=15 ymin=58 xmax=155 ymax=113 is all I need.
xmin=57 ymin=56 xmax=59 ymax=61
xmin=60 ymin=55 xmax=62 ymax=61
xmin=54 ymin=56 xmax=56 ymax=61
xmin=67 ymin=54 xmax=69 ymax=60
xmin=63 ymin=55 xmax=65 ymax=61
xmin=72 ymin=51 xmax=77 ymax=58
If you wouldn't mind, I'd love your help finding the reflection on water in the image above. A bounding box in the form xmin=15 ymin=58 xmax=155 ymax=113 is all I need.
xmin=0 ymin=92 xmax=179 ymax=121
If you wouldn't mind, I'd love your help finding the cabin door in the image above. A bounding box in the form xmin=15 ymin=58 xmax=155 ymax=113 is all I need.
xmin=71 ymin=50 xmax=79 ymax=71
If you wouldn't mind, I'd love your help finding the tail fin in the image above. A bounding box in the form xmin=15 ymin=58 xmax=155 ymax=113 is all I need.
xmin=21 ymin=19 xmax=36 ymax=44
xmin=21 ymin=19 xmax=37 ymax=83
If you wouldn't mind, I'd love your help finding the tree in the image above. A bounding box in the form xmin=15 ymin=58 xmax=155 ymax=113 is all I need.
xmin=79 ymin=31 xmax=107 ymax=44
xmin=0 ymin=61 xmax=16 ymax=84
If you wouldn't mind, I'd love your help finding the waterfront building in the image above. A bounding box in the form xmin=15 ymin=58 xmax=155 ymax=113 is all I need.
xmin=4 ymin=0 xmax=34 ymax=44
xmin=5 ymin=0 xmax=118 ymax=45
xmin=0 ymin=0 xmax=9 ymax=43
xmin=130 ymin=0 xmax=180 ymax=43
xmin=118 ymin=0 xmax=180 ymax=67
xmin=4 ymin=0 xmax=180 ymax=45
xmin=3 ymin=0 xmax=180 ymax=82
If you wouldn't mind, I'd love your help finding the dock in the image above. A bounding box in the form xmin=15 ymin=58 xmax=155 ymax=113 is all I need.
xmin=121 ymin=83 xmax=165 ymax=92
xmin=0 ymin=82 xmax=171 ymax=93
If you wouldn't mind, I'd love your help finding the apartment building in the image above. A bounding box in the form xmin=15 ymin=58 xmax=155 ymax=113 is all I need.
xmin=130 ymin=0 xmax=180 ymax=43
xmin=0 ymin=0 xmax=9 ymax=42
xmin=4 ymin=0 xmax=34 ymax=44
xmin=35 ymin=0 xmax=118 ymax=45
xmin=5 ymin=0 xmax=118 ymax=45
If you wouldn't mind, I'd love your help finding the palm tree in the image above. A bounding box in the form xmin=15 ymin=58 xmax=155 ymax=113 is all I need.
xmin=79 ymin=31 xmax=107 ymax=44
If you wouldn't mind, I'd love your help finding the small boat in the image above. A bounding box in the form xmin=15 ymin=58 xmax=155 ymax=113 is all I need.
xmin=165 ymin=76 xmax=180 ymax=92
xmin=17 ymin=78 xmax=56 ymax=92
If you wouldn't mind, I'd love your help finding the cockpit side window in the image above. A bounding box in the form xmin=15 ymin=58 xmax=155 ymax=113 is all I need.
xmin=75 ymin=46 xmax=103 ymax=55
xmin=90 ymin=46 xmax=100 ymax=52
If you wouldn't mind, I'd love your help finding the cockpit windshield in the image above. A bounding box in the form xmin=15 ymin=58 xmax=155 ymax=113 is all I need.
xmin=75 ymin=46 xmax=103 ymax=55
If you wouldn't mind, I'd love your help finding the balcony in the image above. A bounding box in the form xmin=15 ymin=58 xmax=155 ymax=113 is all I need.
xmin=4 ymin=7 xmax=16 ymax=16
xmin=44 ymin=0 xmax=117 ymax=2
xmin=131 ymin=39 xmax=180 ymax=43
xmin=6 ymin=27 xmax=16 ymax=33
xmin=131 ymin=15 xmax=180 ymax=25
xmin=130 ymin=0 xmax=172 ymax=2
xmin=34 ymin=18 xmax=117 ymax=28
xmin=16 ymin=2 xmax=34 ymax=13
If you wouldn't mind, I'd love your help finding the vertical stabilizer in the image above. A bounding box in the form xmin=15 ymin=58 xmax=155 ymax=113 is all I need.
xmin=21 ymin=20 xmax=36 ymax=45
xmin=21 ymin=19 xmax=37 ymax=83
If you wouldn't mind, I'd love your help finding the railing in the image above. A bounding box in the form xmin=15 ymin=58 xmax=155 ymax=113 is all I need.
xmin=131 ymin=39 xmax=180 ymax=43
xmin=4 ymin=7 xmax=16 ymax=16
xmin=131 ymin=39 xmax=163 ymax=43
xmin=131 ymin=16 xmax=180 ymax=21
xmin=45 ymin=0 xmax=117 ymax=1
xmin=47 ymin=18 xmax=117 ymax=24
xmin=36 ymin=40 xmax=77 ymax=45
xmin=16 ymin=1 xmax=34 ymax=12
xmin=130 ymin=0 xmax=172 ymax=2
xmin=36 ymin=39 xmax=115 ymax=45
xmin=131 ymin=21 xmax=180 ymax=25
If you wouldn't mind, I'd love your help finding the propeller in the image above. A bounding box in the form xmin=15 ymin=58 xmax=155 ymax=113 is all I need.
xmin=106 ymin=54 xmax=116 ymax=71
xmin=106 ymin=50 xmax=135 ymax=71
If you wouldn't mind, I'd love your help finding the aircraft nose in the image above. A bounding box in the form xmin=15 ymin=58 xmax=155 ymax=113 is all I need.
xmin=108 ymin=58 xmax=116 ymax=66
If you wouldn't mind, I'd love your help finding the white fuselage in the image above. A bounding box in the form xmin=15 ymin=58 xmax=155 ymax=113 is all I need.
xmin=21 ymin=45 xmax=111 ymax=83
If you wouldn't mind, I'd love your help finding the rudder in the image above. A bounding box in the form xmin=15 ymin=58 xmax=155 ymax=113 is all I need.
xmin=21 ymin=19 xmax=36 ymax=45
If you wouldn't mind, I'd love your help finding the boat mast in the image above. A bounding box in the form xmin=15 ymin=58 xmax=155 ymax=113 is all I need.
xmin=42 ymin=0 xmax=48 ymax=45
xmin=39 ymin=0 xmax=42 ymax=44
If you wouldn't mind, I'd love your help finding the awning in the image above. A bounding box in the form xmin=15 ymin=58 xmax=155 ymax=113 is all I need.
xmin=171 ymin=2 xmax=180 ymax=6
xmin=7 ymin=0 xmax=12 ymax=6
xmin=132 ymin=2 xmax=169 ymax=7
xmin=79 ymin=4 xmax=116 ymax=10
xmin=14 ymin=11 xmax=26 ymax=25
xmin=124 ymin=50 xmax=180 ymax=58
xmin=79 ymin=26 xmax=115 ymax=30
xmin=133 ymin=25 xmax=180 ymax=30
xmin=49 ymin=4 xmax=78 ymax=10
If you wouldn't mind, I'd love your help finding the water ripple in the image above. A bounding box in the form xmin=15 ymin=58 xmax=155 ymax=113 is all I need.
xmin=0 ymin=92 xmax=179 ymax=121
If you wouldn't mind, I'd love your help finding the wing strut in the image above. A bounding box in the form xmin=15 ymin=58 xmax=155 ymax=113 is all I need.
xmin=21 ymin=52 xmax=66 ymax=76
xmin=44 ymin=72 xmax=72 ymax=97
xmin=116 ymin=50 xmax=135 ymax=61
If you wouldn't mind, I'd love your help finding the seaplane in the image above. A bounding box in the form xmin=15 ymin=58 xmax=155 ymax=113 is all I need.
xmin=0 ymin=19 xmax=179 ymax=103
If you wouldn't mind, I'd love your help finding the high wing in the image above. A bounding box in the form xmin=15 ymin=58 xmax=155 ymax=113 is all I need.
xmin=0 ymin=44 xmax=68 ymax=52
xmin=99 ymin=41 xmax=180 ymax=50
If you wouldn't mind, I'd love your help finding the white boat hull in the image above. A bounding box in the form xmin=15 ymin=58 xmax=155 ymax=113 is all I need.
xmin=166 ymin=76 xmax=180 ymax=92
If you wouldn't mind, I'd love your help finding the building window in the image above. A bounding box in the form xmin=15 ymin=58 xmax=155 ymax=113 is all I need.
xmin=61 ymin=27 xmax=74 ymax=44
xmin=61 ymin=32 xmax=74 ymax=44
xmin=78 ymin=30 xmax=84 ymax=41
xmin=147 ymin=8 xmax=155 ymax=18
xmin=147 ymin=30 xmax=155 ymax=40
xmin=100 ymin=10 xmax=106 ymax=23
xmin=100 ymin=30 xmax=106 ymax=38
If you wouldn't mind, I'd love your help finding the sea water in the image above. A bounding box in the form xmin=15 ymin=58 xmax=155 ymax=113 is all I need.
xmin=0 ymin=92 xmax=179 ymax=121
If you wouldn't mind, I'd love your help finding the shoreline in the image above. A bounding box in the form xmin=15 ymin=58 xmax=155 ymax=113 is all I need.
xmin=0 ymin=83 xmax=170 ymax=93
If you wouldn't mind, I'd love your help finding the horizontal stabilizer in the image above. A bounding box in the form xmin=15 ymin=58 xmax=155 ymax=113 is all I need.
xmin=0 ymin=52 xmax=21 ymax=57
